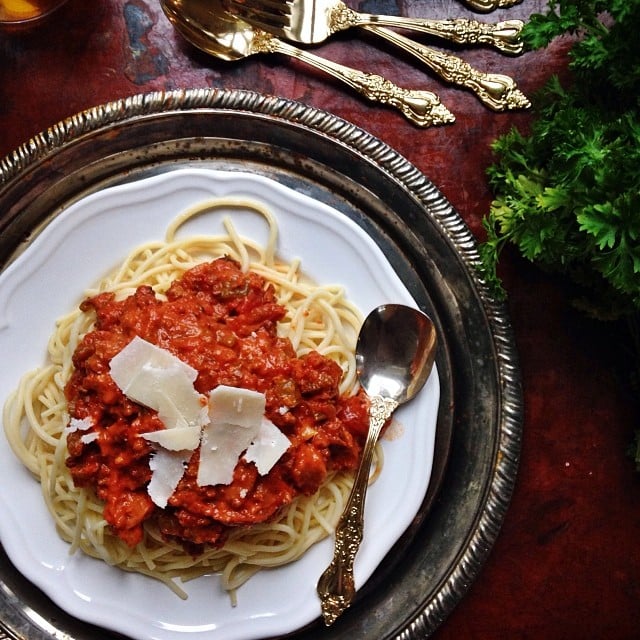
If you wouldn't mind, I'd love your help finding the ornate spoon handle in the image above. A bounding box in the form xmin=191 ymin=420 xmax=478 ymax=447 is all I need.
xmin=363 ymin=25 xmax=530 ymax=112
xmin=346 ymin=12 xmax=525 ymax=55
xmin=317 ymin=395 xmax=398 ymax=625
xmin=262 ymin=36 xmax=455 ymax=127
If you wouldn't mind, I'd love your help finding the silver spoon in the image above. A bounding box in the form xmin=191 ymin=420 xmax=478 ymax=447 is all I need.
xmin=317 ymin=304 xmax=437 ymax=625
xmin=160 ymin=0 xmax=455 ymax=128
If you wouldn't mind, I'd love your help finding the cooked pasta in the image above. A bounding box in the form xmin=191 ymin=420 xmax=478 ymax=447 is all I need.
xmin=3 ymin=197 xmax=379 ymax=601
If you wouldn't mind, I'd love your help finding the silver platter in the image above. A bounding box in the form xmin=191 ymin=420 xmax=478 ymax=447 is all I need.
xmin=0 ymin=88 xmax=522 ymax=640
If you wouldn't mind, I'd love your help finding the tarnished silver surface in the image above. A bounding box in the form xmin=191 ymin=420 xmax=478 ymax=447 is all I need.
xmin=0 ymin=88 xmax=523 ymax=640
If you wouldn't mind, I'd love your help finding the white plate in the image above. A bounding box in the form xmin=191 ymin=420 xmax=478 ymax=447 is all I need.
xmin=0 ymin=168 xmax=439 ymax=640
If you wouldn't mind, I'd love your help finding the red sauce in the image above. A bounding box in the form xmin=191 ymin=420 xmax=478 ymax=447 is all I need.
xmin=65 ymin=257 xmax=369 ymax=551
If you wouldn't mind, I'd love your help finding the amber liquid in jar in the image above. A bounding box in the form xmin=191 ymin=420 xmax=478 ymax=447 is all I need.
xmin=0 ymin=0 xmax=66 ymax=22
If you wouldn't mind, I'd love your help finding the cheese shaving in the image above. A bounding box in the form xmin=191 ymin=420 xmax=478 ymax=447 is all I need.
xmin=110 ymin=342 xmax=291 ymax=498
xmin=244 ymin=418 xmax=292 ymax=475
xmin=109 ymin=336 xmax=207 ymax=429
xmin=141 ymin=427 xmax=201 ymax=452
xmin=147 ymin=449 xmax=190 ymax=508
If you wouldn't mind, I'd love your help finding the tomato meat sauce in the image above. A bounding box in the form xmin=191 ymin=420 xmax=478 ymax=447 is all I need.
xmin=65 ymin=257 xmax=369 ymax=552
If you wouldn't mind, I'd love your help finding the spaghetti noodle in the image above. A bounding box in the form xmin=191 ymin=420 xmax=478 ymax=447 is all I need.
xmin=3 ymin=197 xmax=379 ymax=600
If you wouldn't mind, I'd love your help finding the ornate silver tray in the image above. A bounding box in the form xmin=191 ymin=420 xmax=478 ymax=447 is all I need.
xmin=0 ymin=89 xmax=522 ymax=640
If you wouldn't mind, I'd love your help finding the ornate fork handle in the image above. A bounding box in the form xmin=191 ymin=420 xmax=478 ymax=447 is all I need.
xmin=337 ymin=8 xmax=524 ymax=55
xmin=317 ymin=395 xmax=398 ymax=625
xmin=256 ymin=34 xmax=455 ymax=127
xmin=363 ymin=26 xmax=530 ymax=112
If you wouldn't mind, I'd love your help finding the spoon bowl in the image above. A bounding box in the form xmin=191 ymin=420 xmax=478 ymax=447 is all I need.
xmin=161 ymin=0 xmax=255 ymax=60
xmin=356 ymin=303 xmax=437 ymax=403
xmin=317 ymin=304 xmax=437 ymax=624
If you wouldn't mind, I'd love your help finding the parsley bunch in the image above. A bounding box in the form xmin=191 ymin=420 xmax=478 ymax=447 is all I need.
xmin=480 ymin=0 xmax=640 ymax=463
xmin=481 ymin=0 xmax=640 ymax=316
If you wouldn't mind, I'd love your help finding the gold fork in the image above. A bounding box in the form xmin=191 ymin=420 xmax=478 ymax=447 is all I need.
xmin=226 ymin=0 xmax=525 ymax=54
xmin=162 ymin=0 xmax=456 ymax=128
xmin=225 ymin=0 xmax=530 ymax=111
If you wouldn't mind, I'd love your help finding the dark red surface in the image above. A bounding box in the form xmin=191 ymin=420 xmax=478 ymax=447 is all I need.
xmin=2 ymin=1 xmax=639 ymax=638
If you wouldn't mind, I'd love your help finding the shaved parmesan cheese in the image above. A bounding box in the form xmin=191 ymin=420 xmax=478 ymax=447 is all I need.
xmin=155 ymin=393 xmax=206 ymax=432
xmin=147 ymin=449 xmax=190 ymax=508
xmin=244 ymin=418 xmax=291 ymax=475
xmin=198 ymin=422 xmax=258 ymax=486
xmin=65 ymin=417 xmax=94 ymax=433
xmin=142 ymin=384 xmax=291 ymax=494
xmin=141 ymin=427 xmax=201 ymax=451
xmin=208 ymin=385 xmax=266 ymax=428
xmin=80 ymin=432 xmax=99 ymax=445
xmin=197 ymin=387 xmax=291 ymax=486
xmin=109 ymin=336 xmax=207 ymax=429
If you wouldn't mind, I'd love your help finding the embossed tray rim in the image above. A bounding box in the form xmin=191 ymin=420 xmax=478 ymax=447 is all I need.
xmin=0 ymin=88 xmax=522 ymax=640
